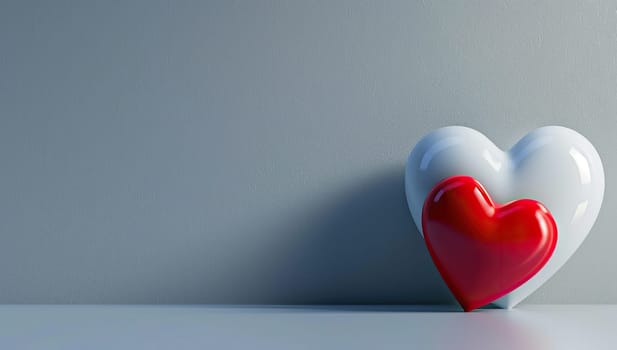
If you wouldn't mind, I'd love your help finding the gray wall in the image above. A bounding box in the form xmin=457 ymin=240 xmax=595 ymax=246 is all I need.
xmin=0 ymin=0 xmax=615 ymax=304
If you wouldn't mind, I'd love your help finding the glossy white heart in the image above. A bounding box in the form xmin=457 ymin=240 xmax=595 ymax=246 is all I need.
xmin=405 ymin=126 xmax=604 ymax=308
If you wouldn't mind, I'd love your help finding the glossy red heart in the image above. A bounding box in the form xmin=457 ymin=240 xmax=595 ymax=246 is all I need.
xmin=422 ymin=175 xmax=557 ymax=312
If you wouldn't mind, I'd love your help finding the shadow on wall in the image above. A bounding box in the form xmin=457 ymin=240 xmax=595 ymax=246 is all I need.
xmin=260 ymin=166 xmax=456 ymax=305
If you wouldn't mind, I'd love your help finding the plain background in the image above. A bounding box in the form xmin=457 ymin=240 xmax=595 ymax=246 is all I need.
xmin=0 ymin=0 xmax=615 ymax=304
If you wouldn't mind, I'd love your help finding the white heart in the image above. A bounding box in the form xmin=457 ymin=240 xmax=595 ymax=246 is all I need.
xmin=405 ymin=126 xmax=604 ymax=308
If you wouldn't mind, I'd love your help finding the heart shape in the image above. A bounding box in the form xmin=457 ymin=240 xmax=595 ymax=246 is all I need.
xmin=423 ymin=175 xmax=558 ymax=311
xmin=405 ymin=126 xmax=604 ymax=308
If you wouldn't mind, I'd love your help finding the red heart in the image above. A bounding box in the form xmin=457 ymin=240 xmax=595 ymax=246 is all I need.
xmin=422 ymin=175 xmax=557 ymax=312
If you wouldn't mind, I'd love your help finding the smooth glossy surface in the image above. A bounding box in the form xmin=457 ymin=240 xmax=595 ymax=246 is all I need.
xmin=405 ymin=126 xmax=604 ymax=308
xmin=1 ymin=305 xmax=617 ymax=350
xmin=423 ymin=176 xmax=557 ymax=311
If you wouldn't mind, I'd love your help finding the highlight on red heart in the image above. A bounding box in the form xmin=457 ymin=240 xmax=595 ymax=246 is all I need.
xmin=422 ymin=175 xmax=558 ymax=312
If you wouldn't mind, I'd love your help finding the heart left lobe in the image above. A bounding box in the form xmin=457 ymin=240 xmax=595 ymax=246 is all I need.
xmin=422 ymin=176 xmax=557 ymax=312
